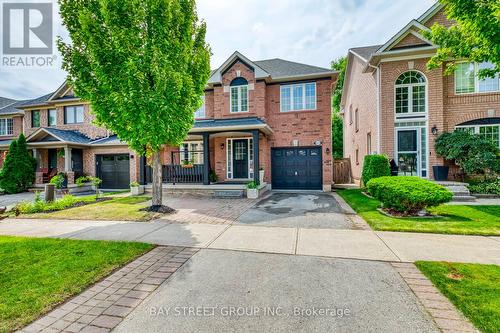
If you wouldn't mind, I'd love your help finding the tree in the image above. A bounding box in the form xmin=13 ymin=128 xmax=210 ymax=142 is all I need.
xmin=424 ymin=0 xmax=500 ymax=78
xmin=331 ymin=56 xmax=347 ymax=159
xmin=435 ymin=131 xmax=500 ymax=179
xmin=0 ymin=134 xmax=36 ymax=193
xmin=57 ymin=0 xmax=211 ymax=208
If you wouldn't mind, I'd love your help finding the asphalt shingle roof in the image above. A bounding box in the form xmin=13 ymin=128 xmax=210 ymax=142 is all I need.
xmin=254 ymin=58 xmax=333 ymax=78
xmin=90 ymin=135 xmax=125 ymax=145
xmin=0 ymin=97 xmax=15 ymax=108
xmin=0 ymin=100 xmax=27 ymax=115
xmin=18 ymin=92 xmax=53 ymax=107
xmin=193 ymin=117 xmax=265 ymax=129
xmin=43 ymin=128 xmax=93 ymax=144
xmin=350 ymin=45 xmax=383 ymax=61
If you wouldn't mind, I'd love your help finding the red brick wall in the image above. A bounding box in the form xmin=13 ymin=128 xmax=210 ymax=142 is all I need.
xmin=424 ymin=8 xmax=454 ymax=28
xmin=24 ymin=103 xmax=108 ymax=139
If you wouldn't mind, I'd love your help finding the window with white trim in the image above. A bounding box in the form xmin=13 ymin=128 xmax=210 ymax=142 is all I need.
xmin=455 ymin=62 xmax=500 ymax=94
xmin=48 ymin=109 xmax=57 ymax=126
xmin=456 ymin=125 xmax=500 ymax=148
xmin=230 ymin=78 xmax=248 ymax=113
xmin=179 ymin=141 xmax=204 ymax=164
xmin=194 ymin=96 xmax=205 ymax=119
xmin=280 ymin=82 xmax=316 ymax=112
xmin=64 ymin=105 xmax=84 ymax=124
xmin=395 ymin=71 xmax=426 ymax=115
xmin=0 ymin=118 xmax=13 ymax=136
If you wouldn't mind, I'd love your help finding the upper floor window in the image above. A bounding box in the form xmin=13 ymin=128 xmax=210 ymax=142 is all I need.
xmin=280 ymin=82 xmax=316 ymax=112
xmin=0 ymin=118 xmax=13 ymax=136
xmin=48 ymin=109 xmax=57 ymax=126
xmin=194 ymin=96 xmax=205 ymax=119
xmin=455 ymin=62 xmax=499 ymax=94
xmin=395 ymin=71 xmax=426 ymax=115
xmin=31 ymin=110 xmax=40 ymax=127
xmin=64 ymin=105 xmax=84 ymax=124
xmin=355 ymin=109 xmax=359 ymax=132
xmin=230 ymin=78 xmax=248 ymax=113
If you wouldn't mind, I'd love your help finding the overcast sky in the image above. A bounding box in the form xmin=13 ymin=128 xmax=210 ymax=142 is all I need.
xmin=1 ymin=0 xmax=435 ymax=100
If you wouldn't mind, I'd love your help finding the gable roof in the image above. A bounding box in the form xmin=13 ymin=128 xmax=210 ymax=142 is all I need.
xmin=350 ymin=45 xmax=383 ymax=62
xmin=208 ymin=51 xmax=336 ymax=85
xmin=0 ymin=99 xmax=26 ymax=116
xmin=27 ymin=127 xmax=93 ymax=145
xmin=376 ymin=20 xmax=434 ymax=54
xmin=18 ymin=92 xmax=54 ymax=108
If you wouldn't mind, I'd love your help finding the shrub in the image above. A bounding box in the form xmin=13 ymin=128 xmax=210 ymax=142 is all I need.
xmin=14 ymin=194 xmax=96 ymax=215
xmin=0 ymin=134 xmax=36 ymax=193
xmin=468 ymin=179 xmax=500 ymax=195
xmin=130 ymin=181 xmax=140 ymax=187
xmin=435 ymin=131 xmax=500 ymax=178
xmin=50 ymin=173 xmax=66 ymax=189
xmin=246 ymin=181 xmax=258 ymax=189
xmin=76 ymin=176 xmax=90 ymax=186
xmin=366 ymin=176 xmax=453 ymax=214
xmin=361 ymin=154 xmax=391 ymax=186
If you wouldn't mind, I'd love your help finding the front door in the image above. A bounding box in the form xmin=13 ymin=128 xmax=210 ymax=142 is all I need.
xmin=71 ymin=149 xmax=84 ymax=178
xmin=396 ymin=129 xmax=419 ymax=176
xmin=233 ymin=139 xmax=248 ymax=179
xmin=48 ymin=149 xmax=57 ymax=170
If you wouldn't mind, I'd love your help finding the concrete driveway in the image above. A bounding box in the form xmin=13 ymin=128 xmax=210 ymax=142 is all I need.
xmin=236 ymin=192 xmax=355 ymax=229
xmin=0 ymin=191 xmax=35 ymax=209
xmin=114 ymin=249 xmax=438 ymax=333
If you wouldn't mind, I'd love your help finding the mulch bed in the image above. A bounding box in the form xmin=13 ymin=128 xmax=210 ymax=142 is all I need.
xmin=140 ymin=205 xmax=176 ymax=214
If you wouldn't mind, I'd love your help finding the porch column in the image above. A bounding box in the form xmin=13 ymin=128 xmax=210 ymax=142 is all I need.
xmin=64 ymin=147 xmax=72 ymax=171
xmin=139 ymin=155 xmax=147 ymax=185
xmin=202 ymin=132 xmax=210 ymax=185
xmin=32 ymin=148 xmax=38 ymax=169
xmin=252 ymin=130 xmax=260 ymax=185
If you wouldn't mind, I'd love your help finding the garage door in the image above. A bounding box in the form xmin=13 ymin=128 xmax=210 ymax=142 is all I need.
xmin=271 ymin=147 xmax=322 ymax=190
xmin=96 ymin=154 xmax=130 ymax=189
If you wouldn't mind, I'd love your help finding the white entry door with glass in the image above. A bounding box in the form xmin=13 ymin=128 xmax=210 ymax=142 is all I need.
xmin=396 ymin=127 xmax=427 ymax=178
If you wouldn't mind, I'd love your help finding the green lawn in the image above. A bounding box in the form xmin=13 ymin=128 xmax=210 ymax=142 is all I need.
xmin=0 ymin=236 xmax=153 ymax=332
xmin=416 ymin=262 xmax=500 ymax=333
xmin=22 ymin=196 xmax=157 ymax=221
xmin=337 ymin=189 xmax=500 ymax=235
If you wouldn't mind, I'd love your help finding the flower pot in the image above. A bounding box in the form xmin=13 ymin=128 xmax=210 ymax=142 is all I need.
xmin=432 ymin=165 xmax=449 ymax=181
xmin=259 ymin=170 xmax=265 ymax=184
xmin=181 ymin=164 xmax=194 ymax=168
xmin=247 ymin=188 xmax=258 ymax=199
xmin=131 ymin=185 xmax=145 ymax=196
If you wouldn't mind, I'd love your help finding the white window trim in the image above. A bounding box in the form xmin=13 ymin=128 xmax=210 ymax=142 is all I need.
xmin=0 ymin=118 xmax=13 ymax=136
xmin=394 ymin=71 xmax=428 ymax=119
xmin=455 ymin=124 xmax=500 ymax=148
xmin=230 ymin=85 xmax=249 ymax=113
xmin=179 ymin=140 xmax=204 ymax=164
xmin=226 ymin=137 xmax=254 ymax=180
xmin=454 ymin=61 xmax=500 ymax=95
xmin=280 ymin=82 xmax=317 ymax=112
xmin=48 ymin=109 xmax=57 ymax=126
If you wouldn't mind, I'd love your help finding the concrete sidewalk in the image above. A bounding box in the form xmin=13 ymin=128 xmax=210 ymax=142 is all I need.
xmin=1 ymin=218 xmax=499 ymax=264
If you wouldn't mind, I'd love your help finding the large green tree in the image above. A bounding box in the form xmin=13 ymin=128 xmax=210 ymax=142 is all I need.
xmin=424 ymin=0 xmax=500 ymax=78
xmin=331 ymin=56 xmax=346 ymax=159
xmin=58 ymin=0 xmax=211 ymax=207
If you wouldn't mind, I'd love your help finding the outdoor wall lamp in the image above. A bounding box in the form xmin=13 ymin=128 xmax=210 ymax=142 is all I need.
xmin=326 ymin=147 xmax=331 ymax=155
xmin=220 ymin=143 xmax=225 ymax=150
xmin=431 ymin=126 xmax=439 ymax=136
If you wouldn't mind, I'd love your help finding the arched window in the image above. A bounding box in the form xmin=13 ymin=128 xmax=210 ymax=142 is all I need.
xmin=230 ymin=77 xmax=248 ymax=113
xmin=395 ymin=71 xmax=426 ymax=114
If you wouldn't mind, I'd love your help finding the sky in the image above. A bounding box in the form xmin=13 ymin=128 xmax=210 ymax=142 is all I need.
xmin=0 ymin=0 xmax=435 ymax=100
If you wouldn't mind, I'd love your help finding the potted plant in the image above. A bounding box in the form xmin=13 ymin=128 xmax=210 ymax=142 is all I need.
xmin=130 ymin=181 xmax=144 ymax=195
xmin=259 ymin=167 xmax=265 ymax=184
xmin=181 ymin=159 xmax=194 ymax=168
xmin=432 ymin=165 xmax=449 ymax=181
xmin=246 ymin=181 xmax=259 ymax=199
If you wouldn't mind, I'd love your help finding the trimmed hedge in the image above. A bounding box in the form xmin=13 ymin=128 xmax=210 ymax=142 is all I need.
xmin=361 ymin=154 xmax=391 ymax=186
xmin=366 ymin=176 xmax=453 ymax=214
xmin=468 ymin=179 xmax=500 ymax=195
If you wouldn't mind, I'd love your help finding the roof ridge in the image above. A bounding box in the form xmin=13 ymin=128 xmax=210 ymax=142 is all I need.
xmin=255 ymin=58 xmax=332 ymax=71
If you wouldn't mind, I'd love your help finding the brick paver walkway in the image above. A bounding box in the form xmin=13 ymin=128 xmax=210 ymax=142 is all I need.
xmin=19 ymin=246 xmax=198 ymax=333
xmin=158 ymin=195 xmax=258 ymax=225
xmin=391 ymin=263 xmax=479 ymax=333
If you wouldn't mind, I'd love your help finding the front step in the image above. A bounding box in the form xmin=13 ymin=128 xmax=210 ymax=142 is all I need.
xmin=214 ymin=190 xmax=245 ymax=198
xmin=433 ymin=181 xmax=476 ymax=202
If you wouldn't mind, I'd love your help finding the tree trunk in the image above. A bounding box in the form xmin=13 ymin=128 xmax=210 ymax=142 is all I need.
xmin=151 ymin=151 xmax=163 ymax=206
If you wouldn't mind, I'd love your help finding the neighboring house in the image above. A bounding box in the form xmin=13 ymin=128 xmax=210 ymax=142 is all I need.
xmin=342 ymin=2 xmax=500 ymax=183
xmin=0 ymin=98 xmax=27 ymax=166
xmin=0 ymin=51 xmax=336 ymax=191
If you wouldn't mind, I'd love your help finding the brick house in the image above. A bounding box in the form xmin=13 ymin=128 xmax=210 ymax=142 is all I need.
xmin=0 ymin=51 xmax=336 ymax=191
xmin=342 ymin=3 xmax=500 ymax=183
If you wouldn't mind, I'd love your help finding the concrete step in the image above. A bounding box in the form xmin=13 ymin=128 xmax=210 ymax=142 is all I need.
xmin=452 ymin=195 xmax=477 ymax=202
xmin=433 ymin=181 xmax=475 ymax=202
xmin=214 ymin=190 xmax=245 ymax=198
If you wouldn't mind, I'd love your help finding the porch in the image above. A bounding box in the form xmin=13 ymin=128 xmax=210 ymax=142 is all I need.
xmin=141 ymin=117 xmax=273 ymax=190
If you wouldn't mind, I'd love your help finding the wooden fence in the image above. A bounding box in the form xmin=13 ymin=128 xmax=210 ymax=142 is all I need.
xmin=333 ymin=158 xmax=352 ymax=184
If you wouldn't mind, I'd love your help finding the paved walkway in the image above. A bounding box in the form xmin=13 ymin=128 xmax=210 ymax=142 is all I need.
xmin=1 ymin=218 xmax=499 ymax=264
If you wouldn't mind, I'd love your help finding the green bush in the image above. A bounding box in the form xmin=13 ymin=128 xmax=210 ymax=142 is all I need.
xmin=468 ymin=179 xmax=500 ymax=195
xmin=50 ymin=173 xmax=66 ymax=189
xmin=361 ymin=154 xmax=391 ymax=186
xmin=0 ymin=134 xmax=36 ymax=193
xmin=76 ymin=176 xmax=90 ymax=186
xmin=14 ymin=194 xmax=96 ymax=215
xmin=366 ymin=176 xmax=453 ymax=214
